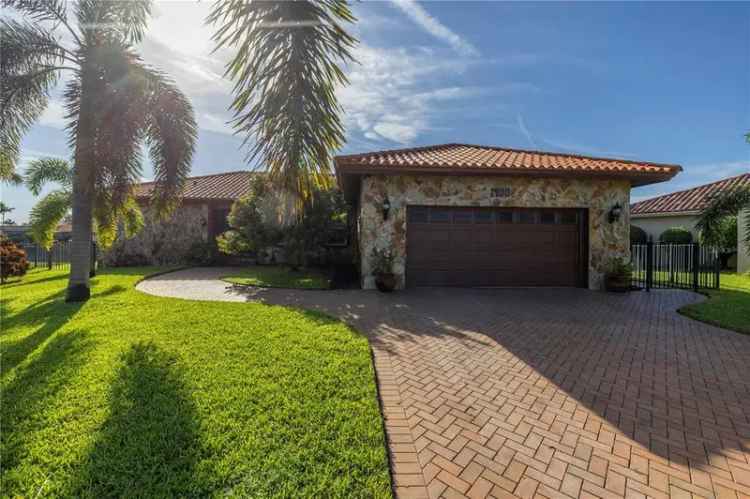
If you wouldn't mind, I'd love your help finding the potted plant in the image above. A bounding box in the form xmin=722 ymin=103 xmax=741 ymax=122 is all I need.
xmin=604 ymin=257 xmax=633 ymax=292
xmin=371 ymin=247 xmax=397 ymax=292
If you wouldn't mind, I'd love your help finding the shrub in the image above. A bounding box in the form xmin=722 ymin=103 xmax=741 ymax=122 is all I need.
xmin=630 ymin=225 xmax=648 ymax=244
xmin=217 ymin=176 xmax=285 ymax=255
xmin=659 ymin=227 xmax=693 ymax=244
xmin=701 ymin=215 xmax=737 ymax=250
xmin=1 ymin=237 xmax=29 ymax=283
xmin=218 ymin=176 xmax=348 ymax=265
xmin=371 ymin=247 xmax=395 ymax=275
xmin=186 ymin=240 xmax=216 ymax=266
xmin=605 ymin=256 xmax=633 ymax=277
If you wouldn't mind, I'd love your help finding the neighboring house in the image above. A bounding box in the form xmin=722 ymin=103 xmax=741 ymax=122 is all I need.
xmin=631 ymin=172 xmax=750 ymax=273
xmin=0 ymin=223 xmax=72 ymax=243
xmin=335 ymin=143 xmax=680 ymax=290
xmin=631 ymin=173 xmax=749 ymax=239
xmin=102 ymin=171 xmax=251 ymax=265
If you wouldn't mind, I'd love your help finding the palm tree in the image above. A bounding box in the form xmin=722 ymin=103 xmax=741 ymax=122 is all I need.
xmin=25 ymin=158 xmax=144 ymax=250
xmin=697 ymin=186 xmax=750 ymax=254
xmin=2 ymin=0 xmax=197 ymax=301
xmin=0 ymin=201 xmax=14 ymax=224
xmin=208 ymin=0 xmax=357 ymax=207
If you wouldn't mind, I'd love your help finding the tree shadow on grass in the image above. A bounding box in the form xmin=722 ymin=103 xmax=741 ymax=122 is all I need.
xmin=1 ymin=297 xmax=82 ymax=375
xmin=2 ymin=284 xmax=127 ymax=376
xmin=71 ymin=342 xmax=202 ymax=498
xmin=1 ymin=272 xmax=69 ymax=289
xmin=2 ymin=330 xmax=94 ymax=480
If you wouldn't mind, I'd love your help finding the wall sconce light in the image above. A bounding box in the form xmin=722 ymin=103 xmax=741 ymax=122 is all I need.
xmin=382 ymin=196 xmax=391 ymax=220
xmin=608 ymin=203 xmax=623 ymax=224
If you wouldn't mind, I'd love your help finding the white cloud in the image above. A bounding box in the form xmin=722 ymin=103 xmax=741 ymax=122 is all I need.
xmin=339 ymin=44 xmax=540 ymax=145
xmin=516 ymin=113 xmax=538 ymax=149
xmin=137 ymin=2 xmax=236 ymax=136
xmin=390 ymin=0 xmax=479 ymax=57
xmin=38 ymin=99 xmax=67 ymax=129
xmin=339 ymin=45 xmax=478 ymax=144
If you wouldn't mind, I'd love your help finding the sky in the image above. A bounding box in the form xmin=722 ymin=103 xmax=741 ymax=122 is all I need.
xmin=2 ymin=1 xmax=749 ymax=223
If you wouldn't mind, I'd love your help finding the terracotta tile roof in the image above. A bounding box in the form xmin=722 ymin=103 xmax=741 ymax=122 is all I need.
xmin=631 ymin=172 xmax=750 ymax=216
xmin=134 ymin=171 xmax=252 ymax=201
xmin=335 ymin=143 xmax=681 ymax=186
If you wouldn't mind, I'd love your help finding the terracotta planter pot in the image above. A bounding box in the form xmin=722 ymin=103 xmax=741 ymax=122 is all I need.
xmin=605 ymin=274 xmax=631 ymax=292
xmin=375 ymin=273 xmax=397 ymax=292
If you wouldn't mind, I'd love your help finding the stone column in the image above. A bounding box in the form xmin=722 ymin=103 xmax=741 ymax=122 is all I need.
xmin=738 ymin=209 xmax=749 ymax=274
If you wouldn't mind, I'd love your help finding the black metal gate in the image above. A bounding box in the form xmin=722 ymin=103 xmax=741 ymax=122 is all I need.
xmin=631 ymin=242 xmax=721 ymax=291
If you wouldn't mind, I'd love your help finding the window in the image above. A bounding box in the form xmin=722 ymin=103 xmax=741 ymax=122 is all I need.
xmin=429 ymin=208 xmax=451 ymax=223
xmin=474 ymin=210 xmax=493 ymax=223
xmin=453 ymin=210 xmax=473 ymax=223
xmin=408 ymin=207 xmax=428 ymax=223
xmin=518 ymin=211 xmax=536 ymax=224
xmin=560 ymin=211 xmax=578 ymax=225
xmin=496 ymin=210 xmax=514 ymax=224
xmin=540 ymin=212 xmax=556 ymax=224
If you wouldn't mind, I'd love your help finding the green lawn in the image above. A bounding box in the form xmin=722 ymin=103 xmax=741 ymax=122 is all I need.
xmin=221 ymin=265 xmax=332 ymax=289
xmin=680 ymin=272 xmax=750 ymax=334
xmin=1 ymin=268 xmax=390 ymax=498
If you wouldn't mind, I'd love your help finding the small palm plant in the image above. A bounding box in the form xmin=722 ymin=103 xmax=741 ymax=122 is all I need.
xmin=25 ymin=158 xmax=143 ymax=250
xmin=697 ymin=186 xmax=750 ymax=256
xmin=2 ymin=0 xmax=197 ymax=301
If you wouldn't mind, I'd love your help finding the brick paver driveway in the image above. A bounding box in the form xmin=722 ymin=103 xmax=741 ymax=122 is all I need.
xmin=139 ymin=269 xmax=750 ymax=499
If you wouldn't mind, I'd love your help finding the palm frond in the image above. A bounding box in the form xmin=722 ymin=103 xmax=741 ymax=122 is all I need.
xmin=1 ymin=0 xmax=81 ymax=44
xmin=139 ymin=67 xmax=197 ymax=215
xmin=208 ymin=0 xmax=357 ymax=205
xmin=0 ymin=159 xmax=24 ymax=185
xmin=29 ymin=189 xmax=71 ymax=249
xmin=697 ymin=187 xmax=750 ymax=253
xmin=75 ymin=0 xmax=152 ymax=45
xmin=93 ymin=194 xmax=144 ymax=248
xmin=24 ymin=157 xmax=72 ymax=194
xmin=0 ymin=19 xmax=69 ymax=173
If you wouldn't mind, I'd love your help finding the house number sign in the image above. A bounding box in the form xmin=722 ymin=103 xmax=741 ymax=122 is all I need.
xmin=491 ymin=186 xmax=513 ymax=198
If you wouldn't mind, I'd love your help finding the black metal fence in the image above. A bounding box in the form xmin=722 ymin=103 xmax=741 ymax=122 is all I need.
xmin=21 ymin=240 xmax=73 ymax=270
xmin=631 ymin=242 xmax=721 ymax=291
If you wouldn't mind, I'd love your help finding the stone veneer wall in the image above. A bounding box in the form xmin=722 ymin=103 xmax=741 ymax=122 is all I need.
xmin=739 ymin=209 xmax=749 ymax=274
xmin=101 ymin=202 xmax=209 ymax=266
xmin=358 ymin=175 xmax=631 ymax=290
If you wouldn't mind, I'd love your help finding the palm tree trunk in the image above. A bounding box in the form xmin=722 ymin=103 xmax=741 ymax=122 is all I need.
xmin=66 ymin=66 xmax=96 ymax=302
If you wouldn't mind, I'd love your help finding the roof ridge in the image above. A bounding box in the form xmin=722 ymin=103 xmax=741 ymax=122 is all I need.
xmin=631 ymin=171 xmax=750 ymax=206
xmin=335 ymin=143 xmax=463 ymax=161
xmin=451 ymin=143 xmax=683 ymax=170
xmin=336 ymin=142 xmax=683 ymax=170
xmin=138 ymin=170 xmax=253 ymax=185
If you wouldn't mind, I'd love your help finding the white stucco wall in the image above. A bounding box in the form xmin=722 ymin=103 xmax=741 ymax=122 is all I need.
xmin=739 ymin=209 xmax=749 ymax=274
xmin=631 ymin=214 xmax=699 ymax=241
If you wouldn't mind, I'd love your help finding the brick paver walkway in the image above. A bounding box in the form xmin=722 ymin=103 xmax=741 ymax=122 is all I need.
xmin=139 ymin=268 xmax=750 ymax=499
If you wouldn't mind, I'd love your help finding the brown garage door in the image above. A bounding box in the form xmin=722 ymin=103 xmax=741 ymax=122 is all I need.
xmin=406 ymin=206 xmax=587 ymax=287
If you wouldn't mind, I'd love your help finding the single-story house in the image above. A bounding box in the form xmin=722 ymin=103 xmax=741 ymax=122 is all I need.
xmin=631 ymin=172 xmax=750 ymax=273
xmin=0 ymin=222 xmax=71 ymax=243
xmin=102 ymin=171 xmax=251 ymax=265
xmin=335 ymin=143 xmax=681 ymax=290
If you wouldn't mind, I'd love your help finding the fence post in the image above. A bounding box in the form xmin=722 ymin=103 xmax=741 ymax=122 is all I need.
xmin=646 ymin=241 xmax=653 ymax=292
xmin=714 ymin=248 xmax=721 ymax=290
xmin=47 ymin=244 xmax=53 ymax=270
xmin=692 ymin=243 xmax=700 ymax=292
xmin=89 ymin=241 xmax=97 ymax=277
